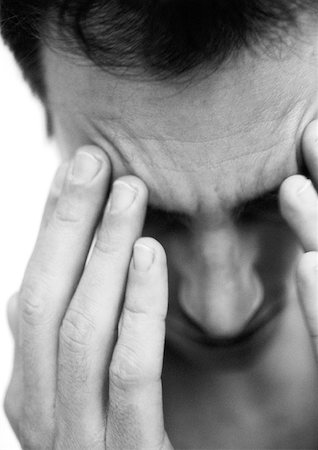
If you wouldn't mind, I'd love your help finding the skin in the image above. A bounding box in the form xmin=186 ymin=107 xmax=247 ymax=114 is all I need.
xmin=4 ymin=12 xmax=318 ymax=449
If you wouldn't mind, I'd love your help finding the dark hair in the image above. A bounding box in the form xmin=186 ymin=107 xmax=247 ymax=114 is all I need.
xmin=1 ymin=0 xmax=317 ymax=98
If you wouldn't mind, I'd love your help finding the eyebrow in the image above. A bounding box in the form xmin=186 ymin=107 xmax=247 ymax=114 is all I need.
xmin=146 ymin=153 xmax=307 ymax=225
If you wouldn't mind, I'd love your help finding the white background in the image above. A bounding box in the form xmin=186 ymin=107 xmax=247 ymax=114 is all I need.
xmin=0 ymin=38 xmax=59 ymax=448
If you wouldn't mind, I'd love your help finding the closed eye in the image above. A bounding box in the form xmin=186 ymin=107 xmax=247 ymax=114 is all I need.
xmin=145 ymin=187 xmax=282 ymax=230
xmin=233 ymin=187 xmax=281 ymax=223
xmin=145 ymin=204 xmax=191 ymax=230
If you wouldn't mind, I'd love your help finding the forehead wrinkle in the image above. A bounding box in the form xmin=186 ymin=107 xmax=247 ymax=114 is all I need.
xmin=89 ymin=113 xmax=295 ymax=173
xmin=46 ymin=48 xmax=308 ymax=145
xmin=91 ymin=114 xmax=282 ymax=145
xmin=114 ymin=136 xmax=293 ymax=172
xmin=54 ymin=82 xmax=301 ymax=203
xmin=83 ymin=92 xmax=295 ymax=145
xmin=73 ymin=79 xmax=305 ymax=166
xmin=93 ymin=131 xmax=296 ymax=214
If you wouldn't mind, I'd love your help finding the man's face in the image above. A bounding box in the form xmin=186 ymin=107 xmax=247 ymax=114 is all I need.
xmin=42 ymin=21 xmax=318 ymax=341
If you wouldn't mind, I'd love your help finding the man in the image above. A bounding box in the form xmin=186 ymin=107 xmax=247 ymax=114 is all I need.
xmin=1 ymin=0 xmax=318 ymax=448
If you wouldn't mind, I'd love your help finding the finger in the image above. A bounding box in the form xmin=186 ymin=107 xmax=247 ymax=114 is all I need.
xmin=296 ymin=251 xmax=318 ymax=353
xmin=279 ymin=175 xmax=318 ymax=252
xmin=4 ymin=359 xmax=23 ymax=441
xmin=40 ymin=161 xmax=69 ymax=227
xmin=18 ymin=146 xmax=111 ymax=446
xmin=4 ymin=293 xmax=23 ymax=439
xmin=106 ymin=238 xmax=172 ymax=450
xmin=7 ymin=292 xmax=19 ymax=339
xmin=55 ymin=176 xmax=148 ymax=446
xmin=302 ymin=120 xmax=318 ymax=189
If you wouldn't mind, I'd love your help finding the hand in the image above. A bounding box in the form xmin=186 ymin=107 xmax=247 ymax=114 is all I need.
xmin=279 ymin=120 xmax=318 ymax=355
xmin=4 ymin=146 xmax=173 ymax=449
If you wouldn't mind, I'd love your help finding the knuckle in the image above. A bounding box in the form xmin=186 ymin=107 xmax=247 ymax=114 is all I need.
xmin=53 ymin=194 xmax=83 ymax=224
xmin=125 ymin=294 xmax=167 ymax=322
xmin=60 ymin=307 xmax=96 ymax=353
xmin=19 ymin=281 xmax=50 ymax=327
xmin=109 ymin=345 xmax=151 ymax=391
xmin=94 ymin=229 xmax=124 ymax=258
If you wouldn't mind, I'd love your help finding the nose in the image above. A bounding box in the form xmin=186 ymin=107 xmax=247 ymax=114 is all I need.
xmin=171 ymin=221 xmax=264 ymax=338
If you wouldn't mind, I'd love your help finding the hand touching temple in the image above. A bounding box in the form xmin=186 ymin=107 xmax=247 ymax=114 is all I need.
xmin=2 ymin=1 xmax=318 ymax=448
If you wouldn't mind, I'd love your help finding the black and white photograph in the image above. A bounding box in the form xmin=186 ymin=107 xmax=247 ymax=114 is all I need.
xmin=0 ymin=1 xmax=318 ymax=448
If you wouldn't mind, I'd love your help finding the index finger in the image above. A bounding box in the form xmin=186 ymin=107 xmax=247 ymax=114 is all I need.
xmin=18 ymin=146 xmax=111 ymax=445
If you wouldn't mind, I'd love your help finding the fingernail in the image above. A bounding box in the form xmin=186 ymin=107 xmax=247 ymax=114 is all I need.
xmin=133 ymin=244 xmax=154 ymax=272
xmin=298 ymin=179 xmax=312 ymax=195
xmin=108 ymin=181 xmax=137 ymax=214
xmin=70 ymin=152 xmax=101 ymax=184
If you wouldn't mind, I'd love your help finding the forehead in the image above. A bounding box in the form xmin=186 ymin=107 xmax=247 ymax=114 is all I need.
xmin=43 ymin=46 xmax=316 ymax=215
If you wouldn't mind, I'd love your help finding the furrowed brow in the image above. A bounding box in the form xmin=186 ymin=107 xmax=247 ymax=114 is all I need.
xmin=146 ymin=187 xmax=282 ymax=227
xmin=146 ymin=160 xmax=306 ymax=224
xmin=235 ymin=186 xmax=280 ymax=210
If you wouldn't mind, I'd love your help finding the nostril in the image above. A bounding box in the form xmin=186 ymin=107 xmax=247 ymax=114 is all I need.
xmin=178 ymin=272 xmax=264 ymax=340
xmin=177 ymin=294 xmax=283 ymax=348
